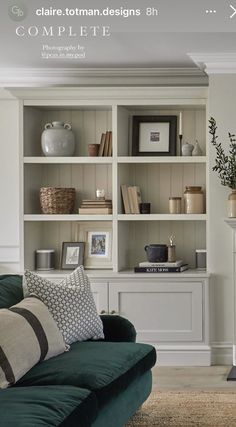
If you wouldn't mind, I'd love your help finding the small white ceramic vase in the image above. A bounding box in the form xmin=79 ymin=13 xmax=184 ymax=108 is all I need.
xmin=192 ymin=140 xmax=203 ymax=156
xmin=181 ymin=142 xmax=194 ymax=156
xmin=228 ymin=190 xmax=236 ymax=217
xmin=41 ymin=121 xmax=75 ymax=157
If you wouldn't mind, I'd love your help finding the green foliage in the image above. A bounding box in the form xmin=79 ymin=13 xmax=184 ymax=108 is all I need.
xmin=209 ymin=117 xmax=236 ymax=189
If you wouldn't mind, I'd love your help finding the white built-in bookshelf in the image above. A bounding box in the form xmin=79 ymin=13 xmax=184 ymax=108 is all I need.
xmin=22 ymin=91 xmax=208 ymax=274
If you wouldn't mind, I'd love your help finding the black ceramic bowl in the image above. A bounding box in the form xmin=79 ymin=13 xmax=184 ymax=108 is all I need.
xmin=144 ymin=244 xmax=168 ymax=262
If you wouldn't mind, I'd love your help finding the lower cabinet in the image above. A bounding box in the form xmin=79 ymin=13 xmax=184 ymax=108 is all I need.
xmin=91 ymin=275 xmax=210 ymax=366
xmin=46 ymin=273 xmax=211 ymax=366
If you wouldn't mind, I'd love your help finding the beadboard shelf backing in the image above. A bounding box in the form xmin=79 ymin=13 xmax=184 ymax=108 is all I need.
xmin=117 ymin=105 xmax=206 ymax=157
xmin=24 ymin=163 xmax=112 ymax=214
xmin=118 ymin=163 xmax=206 ymax=215
xmin=24 ymin=220 xmax=114 ymax=271
xmin=118 ymin=220 xmax=206 ymax=271
xmin=24 ymin=106 xmax=112 ymax=157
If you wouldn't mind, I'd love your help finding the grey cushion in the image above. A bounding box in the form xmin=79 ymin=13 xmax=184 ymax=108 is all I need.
xmin=0 ymin=296 xmax=67 ymax=389
xmin=24 ymin=267 xmax=104 ymax=345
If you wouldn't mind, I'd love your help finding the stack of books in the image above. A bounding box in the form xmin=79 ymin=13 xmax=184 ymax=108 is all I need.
xmin=134 ymin=260 xmax=188 ymax=273
xmin=78 ymin=199 xmax=112 ymax=215
xmin=98 ymin=131 xmax=112 ymax=157
xmin=121 ymin=184 xmax=141 ymax=214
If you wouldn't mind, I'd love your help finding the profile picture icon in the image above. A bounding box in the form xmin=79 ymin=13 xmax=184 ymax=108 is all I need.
xmin=8 ymin=3 xmax=27 ymax=21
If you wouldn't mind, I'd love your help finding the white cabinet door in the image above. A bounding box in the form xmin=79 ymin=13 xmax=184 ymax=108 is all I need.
xmin=90 ymin=281 xmax=109 ymax=314
xmin=109 ymin=280 xmax=204 ymax=343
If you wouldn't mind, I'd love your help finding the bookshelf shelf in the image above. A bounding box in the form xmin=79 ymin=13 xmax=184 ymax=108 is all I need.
xmin=117 ymin=214 xmax=207 ymax=221
xmin=24 ymin=157 xmax=113 ymax=164
xmin=117 ymin=156 xmax=207 ymax=164
xmin=24 ymin=214 xmax=113 ymax=222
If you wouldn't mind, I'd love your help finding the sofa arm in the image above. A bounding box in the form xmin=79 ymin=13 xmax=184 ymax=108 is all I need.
xmin=100 ymin=315 xmax=136 ymax=342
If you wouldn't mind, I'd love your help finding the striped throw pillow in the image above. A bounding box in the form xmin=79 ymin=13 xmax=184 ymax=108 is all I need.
xmin=0 ymin=296 xmax=67 ymax=389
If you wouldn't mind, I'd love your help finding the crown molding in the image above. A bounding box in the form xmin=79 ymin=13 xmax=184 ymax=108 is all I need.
xmin=6 ymin=86 xmax=208 ymax=101
xmin=189 ymin=53 xmax=236 ymax=74
xmin=0 ymin=67 xmax=207 ymax=87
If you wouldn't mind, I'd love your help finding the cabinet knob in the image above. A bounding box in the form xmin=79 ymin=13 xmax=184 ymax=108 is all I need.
xmin=100 ymin=310 xmax=106 ymax=314
xmin=110 ymin=310 xmax=116 ymax=315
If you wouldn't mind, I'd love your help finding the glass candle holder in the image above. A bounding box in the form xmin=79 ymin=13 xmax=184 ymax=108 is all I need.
xmin=96 ymin=189 xmax=105 ymax=199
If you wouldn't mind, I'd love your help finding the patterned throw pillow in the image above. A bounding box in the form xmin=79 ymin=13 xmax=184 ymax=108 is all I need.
xmin=0 ymin=296 xmax=67 ymax=389
xmin=24 ymin=267 xmax=104 ymax=345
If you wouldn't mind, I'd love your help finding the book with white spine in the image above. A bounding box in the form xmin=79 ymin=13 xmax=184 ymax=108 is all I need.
xmin=139 ymin=260 xmax=184 ymax=267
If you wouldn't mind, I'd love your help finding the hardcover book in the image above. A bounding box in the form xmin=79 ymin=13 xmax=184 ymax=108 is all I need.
xmin=98 ymin=133 xmax=106 ymax=156
xmin=139 ymin=260 xmax=184 ymax=267
xmin=78 ymin=208 xmax=112 ymax=214
xmin=134 ymin=264 xmax=189 ymax=273
xmin=121 ymin=184 xmax=131 ymax=214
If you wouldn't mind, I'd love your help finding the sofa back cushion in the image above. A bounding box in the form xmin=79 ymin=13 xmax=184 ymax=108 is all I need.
xmin=0 ymin=296 xmax=67 ymax=389
xmin=0 ymin=275 xmax=23 ymax=308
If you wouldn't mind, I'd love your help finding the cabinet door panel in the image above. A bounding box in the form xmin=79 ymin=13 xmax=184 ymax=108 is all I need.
xmin=109 ymin=281 xmax=203 ymax=343
xmin=90 ymin=281 xmax=109 ymax=314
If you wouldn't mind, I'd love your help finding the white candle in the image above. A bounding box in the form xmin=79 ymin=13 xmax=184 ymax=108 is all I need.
xmin=179 ymin=112 xmax=182 ymax=136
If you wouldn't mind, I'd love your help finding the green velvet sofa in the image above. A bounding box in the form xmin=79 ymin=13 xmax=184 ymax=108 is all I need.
xmin=0 ymin=275 xmax=156 ymax=427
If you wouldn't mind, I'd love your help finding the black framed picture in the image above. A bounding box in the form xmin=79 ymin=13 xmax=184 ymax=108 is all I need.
xmin=61 ymin=242 xmax=85 ymax=269
xmin=132 ymin=115 xmax=177 ymax=156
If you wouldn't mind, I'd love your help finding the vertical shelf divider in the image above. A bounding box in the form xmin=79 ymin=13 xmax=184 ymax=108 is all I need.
xmin=112 ymin=104 xmax=118 ymax=272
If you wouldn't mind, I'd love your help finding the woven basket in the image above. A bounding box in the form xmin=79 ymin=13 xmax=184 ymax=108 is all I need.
xmin=40 ymin=187 xmax=76 ymax=214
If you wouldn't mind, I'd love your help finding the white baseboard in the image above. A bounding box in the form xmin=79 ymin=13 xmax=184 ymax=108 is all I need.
xmin=151 ymin=345 xmax=211 ymax=366
xmin=211 ymin=342 xmax=232 ymax=365
xmin=152 ymin=343 xmax=233 ymax=366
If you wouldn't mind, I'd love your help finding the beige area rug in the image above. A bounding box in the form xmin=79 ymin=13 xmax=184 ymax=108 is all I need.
xmin=126 ymin=391 xmax=236 ymax=426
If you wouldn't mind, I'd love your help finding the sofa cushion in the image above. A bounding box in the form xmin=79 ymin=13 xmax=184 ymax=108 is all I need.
xmin=0 ymin=385 xmax=97 ymax=427
xmin=24 ymin=268 xmax=104 ymax=345
xmin=16 ymin=341 xmax=156 ymax=407
xmin=0 ymin=296 xmax=67 ymax=389
xmin=0 ymin=275 xmax=23 ymax=308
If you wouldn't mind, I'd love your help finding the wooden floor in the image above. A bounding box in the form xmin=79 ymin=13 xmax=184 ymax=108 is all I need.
xmin=152 ymin=366 xmax=236 ymax=391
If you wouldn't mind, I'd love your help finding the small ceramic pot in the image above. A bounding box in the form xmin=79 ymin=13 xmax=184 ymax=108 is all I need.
xmin=88 ymin=144 xmax=99 ymax=156
xmin=182 ymin=142 xmax=194 ymax=156
xmin=140 ymin=203 xmax=151 ymax=214
xmin=144 ymin=244 xmax=168 ymax=262
xmin=228 ymin=190 xmax=236 ymax=217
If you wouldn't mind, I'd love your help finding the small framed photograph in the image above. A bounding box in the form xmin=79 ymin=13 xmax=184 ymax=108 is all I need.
xmin=75 ymin=222 xmax=112 ymax=269
xmin=132 ymin=115 xmax=177 ymax=156
xmin=61 ymin=242 xmax=85 ymax=270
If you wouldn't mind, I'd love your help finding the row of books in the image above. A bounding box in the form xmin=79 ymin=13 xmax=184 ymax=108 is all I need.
xmin=121 ymin=184 xmax=141 ymax=214
xmin=98 ymin=131 xmax=112 ymax=157
xmin=134 ymin=260 xmax=188 ymax=273
xmin=78 ymin=199 xmax=112 ymax=215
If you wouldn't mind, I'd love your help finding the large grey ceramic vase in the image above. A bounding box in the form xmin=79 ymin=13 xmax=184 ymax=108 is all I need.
xmin=41 ymin=121 xmax=75 ymax=157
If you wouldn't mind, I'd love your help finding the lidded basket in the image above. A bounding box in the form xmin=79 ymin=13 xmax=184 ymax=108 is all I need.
xmin=40 ymin=187 xmax=76 ymax=214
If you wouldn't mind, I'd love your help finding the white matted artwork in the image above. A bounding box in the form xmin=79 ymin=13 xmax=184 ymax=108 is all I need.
xmin=139 ymin=122 xmax=170 ymax=152
xmin=75 ymin=222 xmax=112 ymax=269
